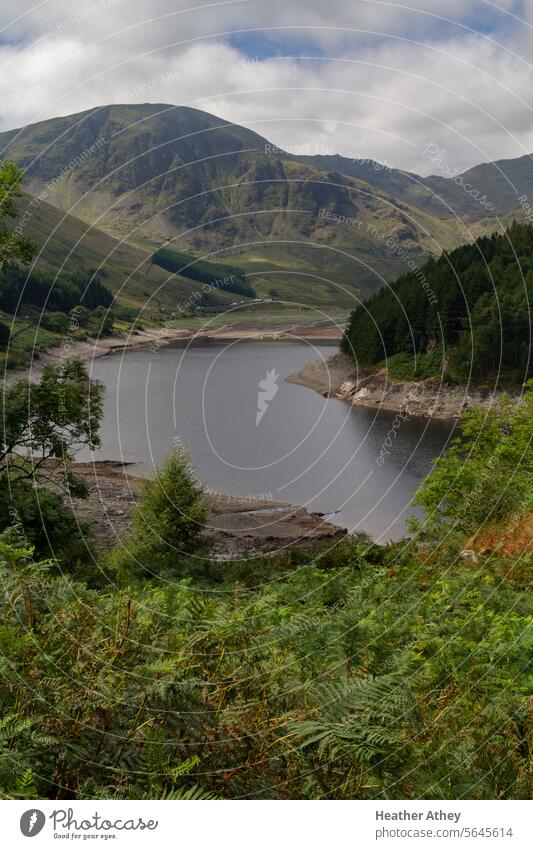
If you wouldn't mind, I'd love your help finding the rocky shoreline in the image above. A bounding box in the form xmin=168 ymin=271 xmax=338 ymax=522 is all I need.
xmin=286 ymin=352 xmax=519 ymax=419
xmin=56 ymin=461 xmax=346 ymax=559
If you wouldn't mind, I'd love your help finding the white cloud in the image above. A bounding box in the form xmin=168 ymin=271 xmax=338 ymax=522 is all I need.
xmin=0 ymin=0 xmax=531 ymax=173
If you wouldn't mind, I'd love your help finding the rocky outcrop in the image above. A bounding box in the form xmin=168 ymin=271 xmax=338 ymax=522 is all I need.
xmin=286 ymin=353 xmax=520 ymax=419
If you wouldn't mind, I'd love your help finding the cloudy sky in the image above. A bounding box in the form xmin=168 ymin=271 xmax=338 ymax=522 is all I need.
xmin=0 ymin=0 xmax=532 ymax=174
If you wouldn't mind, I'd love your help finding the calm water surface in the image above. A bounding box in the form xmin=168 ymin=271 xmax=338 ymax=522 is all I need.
xmin=83 ymin=341 xmax=456 ymax=541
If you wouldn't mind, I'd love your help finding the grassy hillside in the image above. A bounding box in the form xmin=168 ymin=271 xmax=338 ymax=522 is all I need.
xmin=14 ymin=191 xmax=210 ymax=315
xmin=1 ymin=192 xmax=249 ymax=368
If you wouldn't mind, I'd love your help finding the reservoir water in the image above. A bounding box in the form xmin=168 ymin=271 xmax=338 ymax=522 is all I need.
xmin=84 ymin=340 xmax=456 ymax=541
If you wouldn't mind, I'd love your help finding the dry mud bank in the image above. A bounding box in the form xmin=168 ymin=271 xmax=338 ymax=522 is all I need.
xmin=51 ymin=462 xmax=346 ymax=559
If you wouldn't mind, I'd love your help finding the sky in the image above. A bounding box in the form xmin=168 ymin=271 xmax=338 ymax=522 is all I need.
xmin=0 ymin=0 xmax=532 ymax=175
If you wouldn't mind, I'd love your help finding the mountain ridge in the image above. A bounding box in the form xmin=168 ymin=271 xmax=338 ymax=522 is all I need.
xmin=0 ymin=104 xmax=465 ymax=303
xmin=1 ymin=103 xmax=531 ymax=306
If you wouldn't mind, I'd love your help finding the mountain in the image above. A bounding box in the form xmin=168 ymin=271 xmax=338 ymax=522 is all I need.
xmin=302 ymin=152 xmax=533 ymax=220
xmin=1 ymin=104 xmax=530 ymax=307
xmin=0 ymin=104 xmax=468 ymax=306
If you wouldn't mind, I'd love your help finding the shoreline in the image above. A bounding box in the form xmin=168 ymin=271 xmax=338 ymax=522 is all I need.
xmin=4 ymin=321 xmax=342 ymax=385
xmin=56 ymin=461 xmax=347 ymax=559
xmin=3 ymin=326 xmax=189 ymax=386
xmin=8 ymin=322 xmax=347 ymax=556
xmin=286 ymin=352 xmax=520 ymax=419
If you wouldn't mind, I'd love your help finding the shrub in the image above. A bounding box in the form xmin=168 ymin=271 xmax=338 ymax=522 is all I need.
xmin=0 ymin=478 xmax=90 ymax=567
xmin=412 ymin=383 xmax=533 ymax=542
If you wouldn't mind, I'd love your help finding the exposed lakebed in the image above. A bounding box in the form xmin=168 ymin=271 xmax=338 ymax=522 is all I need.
xmin=82 ymin=340 xmax=456 ymax=541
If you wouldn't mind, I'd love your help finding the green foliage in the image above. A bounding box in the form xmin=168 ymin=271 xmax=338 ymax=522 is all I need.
xmin=0 ymin=357 xmax=102 ymax=571
xmin=133 ymin=444 xmax=210 ymax=558
xmin=0 ymin=714 xmax=42 ymax=800
xmin=152 ymin=248 xmax=255 ymax=298
xmin=342 ymin=222 xmax=533 ymax=383
xmin=0 ymin=161 xmax=35 ymax=267
xmin=109 ymin=444 xmax=210 ymax=579
xmin=1 ymin=358 xmax=103 ymax=480
xmin=0 ymin=479 xmax=90 ymax=566
xmin=412 ymin=383 xmax=533 ymax=541
xmin=0 ymin=263 xmax=113 ymax=316
xmin=0 ymin=384 xmax=530 ymax=801
xmin=0 ymin=538 xmax=224 ymax=799
xmin=38 ymin=311 xmax=70 ymax=334
xmin=0 ymin=524 xmax=529 ymax=800
xmin=385 ymin=346 xmax=449 ymax=382
xmin=0 ymin=163 xmax=116 ymax=364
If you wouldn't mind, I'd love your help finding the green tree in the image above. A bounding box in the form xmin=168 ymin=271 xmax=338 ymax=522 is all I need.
xmin=1 ymin=358 xmax=103 ymax=489
xmin=0 ymin=483 xmax=90 ymax=567
xmin=110 ymin=444 xmax=210 ymax=579
xmin=343 ymin=223 xmax=533 ymax=383
xmin=0 ymin=160 xmax=35 ymax=267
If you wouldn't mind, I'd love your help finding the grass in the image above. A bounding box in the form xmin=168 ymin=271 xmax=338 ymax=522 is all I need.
xmin=15 ymin=193 xmax=208 ymax=321
xmin=381 ymin=348 xmax=526 ymax=387
xmin=383 ymin=347 xmax=446 ymax=381
xmin=157 ymin=304 xmax=345 ymax=330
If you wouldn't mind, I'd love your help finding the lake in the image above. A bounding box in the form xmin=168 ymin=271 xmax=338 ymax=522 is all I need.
xmin=83 ymin=340 xmax=456 ymax=541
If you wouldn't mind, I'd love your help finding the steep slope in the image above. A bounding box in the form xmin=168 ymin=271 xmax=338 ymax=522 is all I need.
xmin=295 ymin=154 xmax=463 ymax=218
xmin=13 ymin=190 xmax=211 ymax=317
xmin=0 ymin=104 xmax=464 ymax=304
xmin=450 ymin=154 xmax=533 ymax=216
